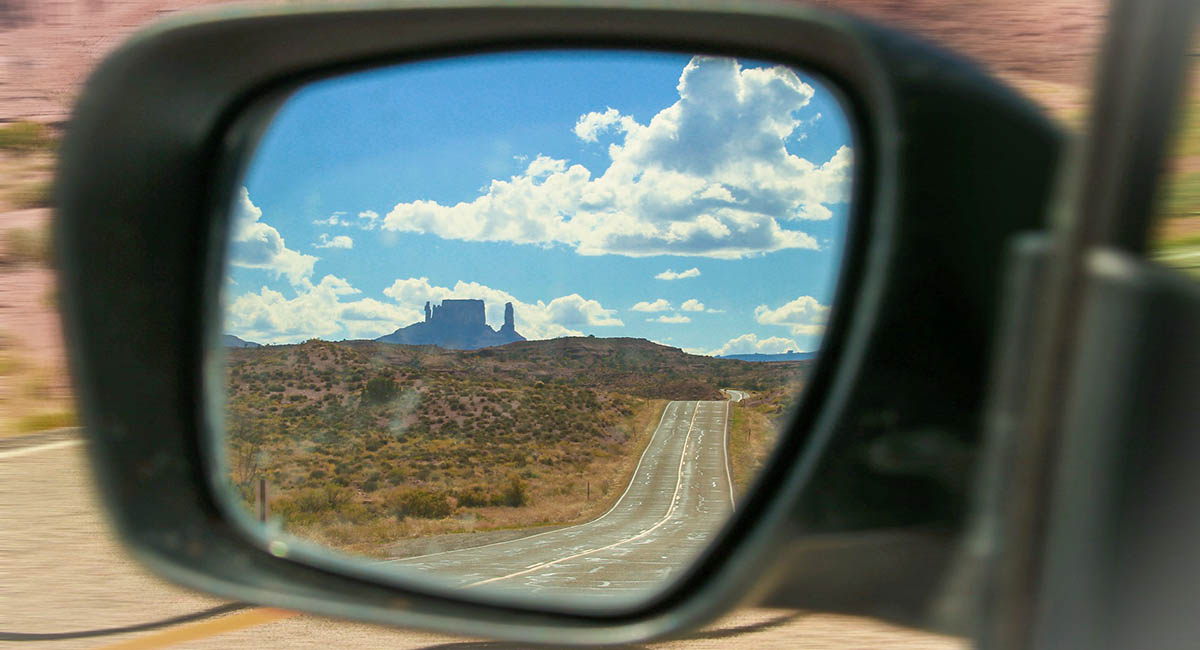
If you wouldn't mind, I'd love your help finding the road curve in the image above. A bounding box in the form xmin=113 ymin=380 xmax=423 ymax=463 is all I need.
xmin=385 ymin=400 xmax=734 ymax=601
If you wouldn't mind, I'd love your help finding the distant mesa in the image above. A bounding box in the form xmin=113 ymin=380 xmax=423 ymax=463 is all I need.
xmin=224 ymin=334 xmax=262 ymax=348
xmin=376 ymin=299 xmax=526 ymax=350
xmin=718 ymin=351 xmax=815 ymax=362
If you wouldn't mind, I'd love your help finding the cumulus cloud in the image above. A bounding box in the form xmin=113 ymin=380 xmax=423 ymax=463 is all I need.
xmin=680 ymin=299 xmax=705 ymax=312
xmin=226 ymin=274 xmax=414 ymax=344
xmin=382 ymin=277 xmax=622 ymax=340
xmin=649 ymin=314 xmax=691 ymax=324
xmin=574 ymin=107 xmax=640 ymax=143
xmin=382 ymin=56 xmax=852 ymax=258
xmin=226 ymin=274 xmax=623 ymax=344
xmin=229 ymin=188 xmax=317 ymax=285
xmin=631 ymin=298 xmax=671 ymax=312
xmin=755 ymin=295 xmax=830 ymax=335
xmin=314 ymin=234 xmax=353 ymax=249
xmin=656 ymin=267 xmax=701 ymax=280
xmin=710 ymin=333 xmax=802 ymax=356
xmin=357 ymin=210 xmax=379 ymax=230
xmin=313 ymin=211 xmax=348 ymax=227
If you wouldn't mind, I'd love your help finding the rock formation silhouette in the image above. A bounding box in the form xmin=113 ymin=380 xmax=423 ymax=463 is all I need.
xmin=376 ymin=299 xmax=526 ymax=349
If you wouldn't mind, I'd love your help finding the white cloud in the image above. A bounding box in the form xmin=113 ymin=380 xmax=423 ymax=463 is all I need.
xmin=573 ymin=107 xmax=640 ymax=143
xmin=631 ymin=298 xmax=671 ymax=312
xmin=314 ymin=234 xmax=353 ymax=249
xmin=357 ymin=210 xmax=379 ymax=230
xmin=655 ymin=267 xmax=701 ymax=280
xmin=382 ymin=56 xmax=852 ymax=258
xmin=710 ymin=333 xmax=802 ymax=356
xmin=649 ymin=314 xmax=691 ymax=324
xmin=229 ymin=188 xmax=317 ymax=285
xmin=226 ymin=275 xmax=414 ymax=344
xmin=681 ymin=298 xmax=705 ymax=312
xmin=755 ymin=295 xmax=830 ymax=335
xmin=313 ymin=211 xmax=348 ymax=227
xmin=382 ymin=277 xmax=622 ymax=340
xmin=227 ymin=275 xmax=623 ymax=344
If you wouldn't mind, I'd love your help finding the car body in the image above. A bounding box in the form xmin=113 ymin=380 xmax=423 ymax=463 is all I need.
xmin=52 ymin=0 xmax=1198 ymax=647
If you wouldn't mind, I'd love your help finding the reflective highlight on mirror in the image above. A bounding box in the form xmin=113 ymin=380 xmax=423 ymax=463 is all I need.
xmin=220 ymin=50 xmax=853 ymax=605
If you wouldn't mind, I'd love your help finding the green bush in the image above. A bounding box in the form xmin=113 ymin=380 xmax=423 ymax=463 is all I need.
xmin=499 ymin=475 xmax=528 ymax=507
xmin=15 ymin=410 xmax=77 ymax=432
xmin=385 ymin=488 xmax=452 ymax=519
xmin=0 ymin=121 xmax=53 ymax=153
xmin=362 ymin=375 xmax=399 ymax=404
xmin=11 ymin=180 xmax=53 ymax=209
xmin=455 ymin=486 xmax=495 ymax=508
xmin=272 ymin=485 xmax=353 ymax=525
xmin=1 ymin=227 xmax=52 ymax=267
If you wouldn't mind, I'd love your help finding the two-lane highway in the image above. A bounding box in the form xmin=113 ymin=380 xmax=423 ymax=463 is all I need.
xmin=385 ymin=400 xmax=734 ymax=601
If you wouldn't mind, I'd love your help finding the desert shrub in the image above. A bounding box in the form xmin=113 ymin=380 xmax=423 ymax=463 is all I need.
xmin=362 ymin=375 xmax=399 ymax=404
xmin=1 ymin=226 xmax=51 ymax=266
xmin=0 ymin=121 xmax=53 ymax=153
xmin=273 ymin=485 xmax=353 ymax=525
xmin=498 ymin=475 xmax=528 ymax=507
xmin=455 ymin=486 xmax=494 ymax=508
xmin=385 ymin=488 xmax=452 ymax=519
xmin=12 ymin=180 xmax=53 ymax=209
xmin=15 ymin=410 xmax=76 ymax=432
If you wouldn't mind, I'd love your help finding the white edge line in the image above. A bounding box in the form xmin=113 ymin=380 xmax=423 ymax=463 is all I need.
xmin=382 ymin=400 xmax=679 ymax=564
xmin=723 ymin=399 xmax=735 ymax=510
xmin=0 ymin=438 xmax=82 ymax=460
xmin=464 ymin=402 xmax=700 ymax=588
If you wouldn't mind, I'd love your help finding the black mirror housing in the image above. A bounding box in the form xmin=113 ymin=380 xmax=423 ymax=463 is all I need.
xmin=55 ymin=1 xmax=1061 ymax=644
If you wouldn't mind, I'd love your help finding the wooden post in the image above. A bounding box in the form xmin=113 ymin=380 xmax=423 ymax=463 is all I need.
xmin=257 ymin=478 xmax=268 ymax=522
xmin=587 ymin=481 xmax=590 ymax=501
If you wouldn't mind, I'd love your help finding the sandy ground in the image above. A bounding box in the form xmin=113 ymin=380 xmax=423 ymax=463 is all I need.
xmin=0 ymin=1 xmax=1107 ymax=125
xmin=1 ymin=439 xmax=968 ymax=649
xmin=0 ymin=207 xmax=74 ymax=435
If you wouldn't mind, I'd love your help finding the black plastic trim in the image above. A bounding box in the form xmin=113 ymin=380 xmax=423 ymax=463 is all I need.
xmin=55 ymin=1 xmax=1062 ymax=643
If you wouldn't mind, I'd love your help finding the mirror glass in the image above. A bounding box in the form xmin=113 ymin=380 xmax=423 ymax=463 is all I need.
xmin=218 ymin=50 xmax=854 ymax=605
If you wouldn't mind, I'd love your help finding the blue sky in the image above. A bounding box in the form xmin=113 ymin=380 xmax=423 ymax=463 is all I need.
xmin=224 ymin=51 xmax=854 ymax=355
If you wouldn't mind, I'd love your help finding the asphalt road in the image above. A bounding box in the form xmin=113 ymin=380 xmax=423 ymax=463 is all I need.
xmin=385 ymin=400 xmax=735 ymax=602
xmin=1 ymin=418 xmax=965 ymax=648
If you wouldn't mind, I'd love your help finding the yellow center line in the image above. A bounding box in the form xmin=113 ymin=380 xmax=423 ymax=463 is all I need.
xmin=92 ymin=608 xmax=298 ymax=650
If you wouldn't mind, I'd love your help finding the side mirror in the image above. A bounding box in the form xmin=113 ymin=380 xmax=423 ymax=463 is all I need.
xmin=55 ymin=1 xmax=1061 ymax=645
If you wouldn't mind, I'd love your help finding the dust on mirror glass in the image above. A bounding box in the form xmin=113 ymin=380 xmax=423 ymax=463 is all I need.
xmin=219 ymin=50 xmax=853 ymax=605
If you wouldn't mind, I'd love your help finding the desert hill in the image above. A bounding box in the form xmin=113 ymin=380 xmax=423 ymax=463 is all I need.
xmin=223 ymin=336 xmax=807 ymax=551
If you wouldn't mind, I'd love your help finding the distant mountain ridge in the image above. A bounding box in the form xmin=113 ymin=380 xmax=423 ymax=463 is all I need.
xmin=224 ymin=334 xmax=261 ymax=348
xmin=375 ymin=299 xmax=526 ymax=350
xmin=718 ymin=351 xmax=815 ymax=362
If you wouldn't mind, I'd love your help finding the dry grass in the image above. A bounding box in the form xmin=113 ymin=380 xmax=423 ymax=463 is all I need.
xmin=727 ymin=395 xmax=788 ymax=500
xmin=0 ymin=151 xmax=56 ymax=214
xmin=13 ymin=409 xmax=77 ymax=433
xmin=253 ymin=397 xmax=670 ymax=557
xmin=231 ymin=381 xmax=676 ymax=561
xmin=219 ymin=338 xmax=806 ymax=559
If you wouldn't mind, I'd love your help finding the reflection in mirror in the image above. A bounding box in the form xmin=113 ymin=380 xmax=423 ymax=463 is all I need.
xmin=219 ymin=51 xmax=853 ymax=605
